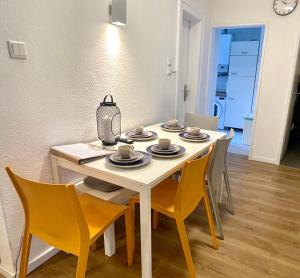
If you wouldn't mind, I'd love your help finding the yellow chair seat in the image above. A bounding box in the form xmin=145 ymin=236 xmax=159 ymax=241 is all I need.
xmin=78 ymin=193 xmax=128 ymax=243
xmin=131 ymin=178 xmax=178 ymax=217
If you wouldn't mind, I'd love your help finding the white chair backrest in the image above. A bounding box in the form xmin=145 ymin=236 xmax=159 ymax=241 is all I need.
xmin=207 ymin=129 xmax=235 ymax=196
xmin=184 ymin=113 xmax=219 ymax=131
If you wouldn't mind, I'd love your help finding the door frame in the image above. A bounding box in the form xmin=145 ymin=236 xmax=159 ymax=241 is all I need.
xmin=206 ymin=22 xmax=269 ymax=161
xmin=174 ymin=0 xmax=205 ymax=120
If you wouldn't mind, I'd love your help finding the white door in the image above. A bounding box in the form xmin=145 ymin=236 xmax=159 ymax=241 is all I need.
xmin=229 ymin=56 xmax=258 ymax=77
xmin=224 ymin=76 xmax=255 ymax=128
xmin=177 ymin=19 xmax=190 ymax=123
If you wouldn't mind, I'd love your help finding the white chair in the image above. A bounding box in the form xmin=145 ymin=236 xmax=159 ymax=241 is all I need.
xmin=207 ymin=129 xmax=235 ymax=240
xmin=184 ymin=113 xmax=219 ymax=131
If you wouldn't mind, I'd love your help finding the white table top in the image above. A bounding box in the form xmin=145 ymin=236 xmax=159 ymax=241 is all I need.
xmin=64 ymin=123 xmax=226 ymax=190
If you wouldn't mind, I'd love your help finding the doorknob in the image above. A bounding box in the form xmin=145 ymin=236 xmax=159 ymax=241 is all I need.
xmin=184 ymin=84 xmax=190 ymax=101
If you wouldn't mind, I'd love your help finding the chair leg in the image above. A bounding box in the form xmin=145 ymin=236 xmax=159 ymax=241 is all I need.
xmin=207 ymin=182 xmax=224 ymax=240
xmin=76 ymin=246 xmax=89 ymax=278
xmin=153 ymin=210 xmax=158 ymax=230
xmin=175 ymin=219 xmax=196 ymax=278
xmin=19 ymin=231 xmax=32 ymax=278
xmin=129 ymin=199 xmax=136 ymax=253
xmin=125 ymin=209 xmax=134 ymax=266
xmin=203 ymin=192 xmax=218 ymax=250
xmin=224 ymin=170 xmax=234 ymax=215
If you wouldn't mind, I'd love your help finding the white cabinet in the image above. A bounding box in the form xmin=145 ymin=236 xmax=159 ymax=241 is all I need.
xmin=225 ymin=77 xmax=255 ymax=129
xmin=230 ymin=41 xmax=259 ymax=56
xmin=219 ymin=34 xmax=232 ymax=64
xmin=229 ymin=56 xmax=258 ymax=77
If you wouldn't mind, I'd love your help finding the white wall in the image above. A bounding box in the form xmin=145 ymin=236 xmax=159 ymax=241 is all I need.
xmin=0 ymin=0 xmax=212 ymax=275
xmin=210 ymin=0 xmax=300 ymax=164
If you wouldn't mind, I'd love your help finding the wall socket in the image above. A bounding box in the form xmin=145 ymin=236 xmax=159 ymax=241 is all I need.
xmin=7 ymin=40 xmax=27 ymax=59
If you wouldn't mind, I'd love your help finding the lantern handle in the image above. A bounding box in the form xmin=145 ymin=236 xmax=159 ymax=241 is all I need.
xmin=103 ymin=94 xmax=114 ymax=104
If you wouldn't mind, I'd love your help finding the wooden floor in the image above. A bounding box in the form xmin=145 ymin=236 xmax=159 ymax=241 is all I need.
xmin=11 ymin=154 xmax=300 ymax=277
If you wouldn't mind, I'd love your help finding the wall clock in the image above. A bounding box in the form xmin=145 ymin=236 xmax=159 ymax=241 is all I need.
xmin=273 ymin=0 xmax=298 ymax=16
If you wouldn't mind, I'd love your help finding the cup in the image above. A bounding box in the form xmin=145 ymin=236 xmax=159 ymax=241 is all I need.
xmin=159 ymin=138 xmax=171 ymax=150
xmin=167 ymin=119 xmax=178 ymax=127
xmin=118 ymin=145 xmax=134 ymax=159
xmin=134 ymin=125 xmax=144 ymax=135
xmin=188 ymin=127 xmax=201 ymax=136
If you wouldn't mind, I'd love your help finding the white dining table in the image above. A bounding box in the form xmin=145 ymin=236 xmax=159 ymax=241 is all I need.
xmin=50 ymin=123 xmax=226 ymax=278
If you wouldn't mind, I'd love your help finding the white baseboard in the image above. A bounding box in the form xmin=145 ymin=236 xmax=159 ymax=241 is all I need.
xmin=0 ymin=265 xmax=14 ymax=278
xmin=27 ymin=247 xmax=59 ymax=274
xmin=0 ymin=247 xmax=59 ymax=278
xmin=249 ymin=155 xmax=277 ymax=165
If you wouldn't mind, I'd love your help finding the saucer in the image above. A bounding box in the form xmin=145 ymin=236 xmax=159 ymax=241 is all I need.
xmin=127 ymin=131 xmax=153 ymax=138
xmin=183 ymin=133 xmax=207 ymax=139
xmin=151 ymin=144 xmax=180 ymax=154
xmin=160 ymin=124 xmax=186 ymax=132
xmin=146 ymin=145 xmax=186 ymax=158
xmin=110 ymin=152 xmax=143 ymax=164
xmin=106 ymin=152 xmax=152 ymax=169
xmin=125 ymin=131 xmax=158 ymax=141
xmin=179 ymin=132 xmax=210 ymax=142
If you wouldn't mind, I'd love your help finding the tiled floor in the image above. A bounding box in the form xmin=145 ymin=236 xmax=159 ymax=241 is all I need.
xmin=220 ymin=128 xmax=250 ymax=156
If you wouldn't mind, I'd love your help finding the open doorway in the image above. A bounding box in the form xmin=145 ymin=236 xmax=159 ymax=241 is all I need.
xmin=280 ymin=39 xmax=300 ymax=168
xmin=209 ymin=26 xmax=265 ymax=156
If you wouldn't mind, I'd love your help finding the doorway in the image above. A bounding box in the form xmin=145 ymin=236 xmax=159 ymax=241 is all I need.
xmin=176 ymin=2 xmax=203 ymax=123
xmin=281 ymin=40 xmax=300 ymax=168
xmin=209 ymin=25 xmax=265 ymax=156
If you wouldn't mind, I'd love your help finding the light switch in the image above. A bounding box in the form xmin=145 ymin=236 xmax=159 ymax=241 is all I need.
xmin=7 ymin=41 xmax=27 ymax=59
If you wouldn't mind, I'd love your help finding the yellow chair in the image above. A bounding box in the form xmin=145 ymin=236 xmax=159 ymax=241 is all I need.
xmin=129 ymin=147 xmax=218 ymax=278
xmin=6 ymin=167 xmax=133 ymax=278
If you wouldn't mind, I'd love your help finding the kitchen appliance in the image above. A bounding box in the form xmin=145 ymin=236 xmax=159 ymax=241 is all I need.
xmin=214 ymin=96 xmax=226 ymax=129
xmin=224 ymin=41 xmax=259 ymax=129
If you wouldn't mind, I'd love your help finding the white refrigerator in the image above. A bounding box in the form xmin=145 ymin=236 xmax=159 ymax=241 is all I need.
xmin=224 ymin=41 xmax=259 ymax=129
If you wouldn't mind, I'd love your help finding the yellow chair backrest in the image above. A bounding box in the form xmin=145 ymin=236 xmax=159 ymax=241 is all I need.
xmin=6 ymin=167 xmax=89 ymax=256
xmin=174 ymin=146 xmax=213 ymax=219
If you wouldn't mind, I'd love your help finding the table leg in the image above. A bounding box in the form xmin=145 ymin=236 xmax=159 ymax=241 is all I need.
xmin=51 ymin=157 xmax=61 ymax=183
xmin=104 ymin=224 xmax=116 ymax=257
xmin=140 ymin=187 xmax=152 ymax=278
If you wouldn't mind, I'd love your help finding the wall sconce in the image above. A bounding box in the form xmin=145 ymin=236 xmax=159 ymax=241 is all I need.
xmin=108 ymin=0 xmax=127 ymax=26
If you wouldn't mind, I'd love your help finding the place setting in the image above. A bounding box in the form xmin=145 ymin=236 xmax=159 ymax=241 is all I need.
xmin=106 ymin=144 xmax=152 ymax=169
xmin=125 ymin=125 xmax=158 ymax=141
xmin=146 ymin=138 xmax=186 ymax=158
xmin=160 ymin=119 xmax=186 ymax=132
xmin=179 ymin=127 xmax=211 ymax=142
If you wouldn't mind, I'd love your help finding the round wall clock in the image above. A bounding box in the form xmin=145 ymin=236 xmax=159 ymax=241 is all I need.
xmin=273 ymin=0 xmax=298 ymax=16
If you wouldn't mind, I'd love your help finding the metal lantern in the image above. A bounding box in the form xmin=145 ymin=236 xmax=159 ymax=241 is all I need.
xmin=96 ymin=94 xmax=121 ymax=146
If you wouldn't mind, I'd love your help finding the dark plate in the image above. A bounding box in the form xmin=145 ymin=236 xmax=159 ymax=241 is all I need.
xmin=126 ymin=131 xmax=153 ymax=138
xmin=110 ymin=152 xmax=144 ymax=164
xmin=125 ymin=131 xmax=158 ymax=141
xmin=151 ymin=144 xmax=180 ymax=154
xmin=179 ymin=132 xmax=211 ymax=142
xmin=146 ymin=145 xmax=186 ymax=158
xmin=106 ymin=151 xmax=152 ymax=168
xmin=160 ymin=124 xmax=186 ymax=132
xmin=183 ymin=132 xmax=208 ymax=139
